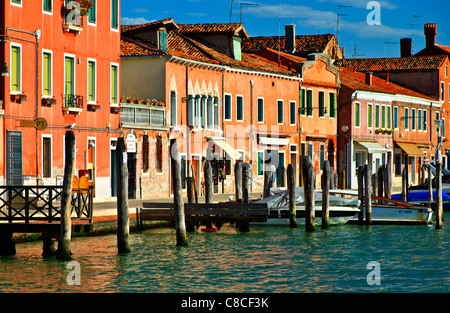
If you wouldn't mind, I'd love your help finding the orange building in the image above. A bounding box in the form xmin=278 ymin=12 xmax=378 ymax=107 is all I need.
xmin=120 ymin=18 xmax=341 ymax=198
xmin=0 ymin=0 xmax=121 ymax=200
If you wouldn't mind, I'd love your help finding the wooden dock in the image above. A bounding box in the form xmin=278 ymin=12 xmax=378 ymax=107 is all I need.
xmin=140 ymin=202 xmax=269 ymax=225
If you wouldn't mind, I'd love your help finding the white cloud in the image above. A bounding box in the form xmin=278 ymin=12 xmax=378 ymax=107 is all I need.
xmin=131 ymin=8 xmax=150 ymax=13
xmin=246 ymin=4 xmax=410 ymax=39
xmin=121 ymin=17 xmax=152 ymax=25
xmin=317 ymin=0 xmax=397 ymax=10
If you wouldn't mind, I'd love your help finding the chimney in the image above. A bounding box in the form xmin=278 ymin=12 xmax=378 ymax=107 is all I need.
xmin=365 ymin=72 xmax=373 ymax=86
xmin=424 ymin=23 xmax=437 ymax=49
xmin=285 ymin=24 xmax=296 ymax=53
xmin=400 ymin=38 xmax=412 ymax=57
xmin=386 ymin=72 xmax=390 ymax=83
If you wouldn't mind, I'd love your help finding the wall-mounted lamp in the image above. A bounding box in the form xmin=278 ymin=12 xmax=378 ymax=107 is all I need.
xmin=1 ymin=63 xmax=9 ymax=77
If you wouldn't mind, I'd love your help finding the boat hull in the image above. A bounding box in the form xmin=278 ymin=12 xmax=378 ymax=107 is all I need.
xmin=347 ymin=205 xmax=433 ymax=225
xmin=252 ymin=207 xmax=359 ymax=226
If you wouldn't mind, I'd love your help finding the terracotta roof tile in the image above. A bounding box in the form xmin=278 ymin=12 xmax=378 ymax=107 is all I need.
xmin=121 ymin=37 xmax=167 ymax=57
xmin=121 ymin=18 xmax=178 ymax=34
xmin=178 ymin=23 xmax=249 ymax=38
xmin=242 ymin=34 xmax=335 ymax=54
xmin=335 ymin=55 xmax=446 ymax=72
xmin=339 ymin=67 xmax=436 ymax=101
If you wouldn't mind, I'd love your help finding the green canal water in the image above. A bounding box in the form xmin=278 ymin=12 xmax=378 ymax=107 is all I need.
xmin=0 ymin=213 xmax=449 ymax=293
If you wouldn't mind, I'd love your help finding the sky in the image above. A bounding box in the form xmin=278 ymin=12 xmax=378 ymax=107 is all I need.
xmin=121 ymin=0 xmax=450 ymax=59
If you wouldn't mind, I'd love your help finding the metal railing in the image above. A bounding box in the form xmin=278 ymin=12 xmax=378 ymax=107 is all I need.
xmin=64 ymin=94 xmax=84 ymax=109
xmin=0 ymin=185 xmax=93 ymax=224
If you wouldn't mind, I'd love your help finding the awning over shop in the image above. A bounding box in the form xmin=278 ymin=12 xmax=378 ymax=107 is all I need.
xmin=207 ymin=137 xmax=242 ymax=160
xmin=395 ymin=142 xmax=425 ymax=157
xmin=259 ymin=136 xmax=290 ymax=146
xmin=355 ymin=141 xmax=387 ymax=154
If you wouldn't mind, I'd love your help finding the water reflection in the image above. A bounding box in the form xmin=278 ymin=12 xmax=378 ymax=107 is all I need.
xmin=1 ymin=213 xmax=449 ymax=293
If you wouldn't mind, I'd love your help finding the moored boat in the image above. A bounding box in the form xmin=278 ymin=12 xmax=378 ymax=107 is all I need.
xmin=253 ymin=187 xmax=360 ymax=226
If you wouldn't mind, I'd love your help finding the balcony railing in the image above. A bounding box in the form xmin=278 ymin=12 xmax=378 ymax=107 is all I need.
xmin=120 ymin=103 xmax=167 ymax=130
xmin=62 ymin=2 xmax=84 ymax=34
xmin=63 ymin=94 xmax=83 ymax=114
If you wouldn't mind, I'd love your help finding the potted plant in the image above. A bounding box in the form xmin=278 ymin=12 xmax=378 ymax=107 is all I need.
xmin=126 ymin=97 xmax=133 ymax=103
xmin=143 ymin=99 xmax=150 ymax=105
xmin=134 ymin=98 xmax=142 ymax=104
xmin=42 ymin=97 xmax=57 ymax=105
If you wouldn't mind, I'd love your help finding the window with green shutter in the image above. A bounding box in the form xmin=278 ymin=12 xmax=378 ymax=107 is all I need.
xmin=329 ymin=92 xmax=336 ymax=118
xmin=110 ymin=64 xmax=118 ymax=104
xmin=290 ymin=101 xmax=296 ymax=125
xmin=367 ymin=104 xmax=373 ymax=128
xmin=257 ymin=152 xmax=264 ymax=176
xmin=319 ymin=91 xmax=325 ymax=117
xmin=236 ymin=95 xmax=243 ymax=121
xmin=355 ymin=102 xmax=360 ymax=127
xmin=43 ymin=52 xmax=52 ymax=97
xmin=11 ymin=45 xmax=21 ymax=93
xmin=277 ymin=100 xmax=283 ymax=124
xmin=300 ymin=89 xmax=306 ymax=116
xmin=43 ymin=0 xmax=52 ymax=12
xmin=88 ymin=60 xmax=96 ymax=102
xmin=111 ymin=0 xmax=119 ymax=29
xmin=88 ymin=0 xmax=96 ymax=23
xmin=64 ymin=56 xmax=75 ymax=96
xmin=257 ymin=98 xmax=264 ymax=122
xmin=307 ymin=90 xmax=313 ymax=116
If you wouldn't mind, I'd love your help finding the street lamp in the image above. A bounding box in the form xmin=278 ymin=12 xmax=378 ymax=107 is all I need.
xmin=1 ymin=62 xmax=9 ymax=77
xmin=435 ymin=118 xmax=443 ymax=162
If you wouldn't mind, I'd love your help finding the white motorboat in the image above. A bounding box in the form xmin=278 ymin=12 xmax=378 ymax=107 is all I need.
xmin=328 ymin=190 xmax=434 ymax=225
xmin=253 ymin=187 xmax=360 ymax=226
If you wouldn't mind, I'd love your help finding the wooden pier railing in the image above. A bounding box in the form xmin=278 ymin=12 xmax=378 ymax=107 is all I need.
xmin=140 ymin=202 xmax=269 ymax=223
xmin=0 ymin=185 xmax=94 ymax=226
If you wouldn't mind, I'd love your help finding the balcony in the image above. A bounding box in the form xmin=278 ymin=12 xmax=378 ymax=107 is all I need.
xmin=120 ymin=103 xmax=167 ymax=130
xmin=62 ymin=4 xmax=84 ymax=34
xmin=63 ymin=94 xmax=83 ymax=115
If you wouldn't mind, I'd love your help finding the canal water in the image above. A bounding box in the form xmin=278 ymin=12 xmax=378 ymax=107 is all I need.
xmin=0 ymin=213 xmax=448 ymax=293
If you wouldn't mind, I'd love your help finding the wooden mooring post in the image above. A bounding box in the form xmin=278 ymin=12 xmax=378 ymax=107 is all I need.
xmin=116 ymin=137 xmax=131 ymax=254
xmin=239 ymin=163 xmax=251 ymax=232
xmin=401 ymin=167 xmax=408 ymax=203
xmin=364 ymin=164 xmax=372 ymax=225
xmin=56 ymin=130 xmax=76 ymax=260
xmin=171 ymin=139 xmax=188 ymax=246
xmin=204 ymin=160 xmax=214 ymax=230
xmin=357 ymin=166 xmax=364 ymax=225
xmin=321 ymin=161 xmax=330 ymax=229
xmin=287 ymin=164 xmax=297 ymax=228
xmin=435 ymin=161 xmax=443 ymax=230
xmin=302 ymin=156 xmax=315 ymax=232
xmin=234 ymin=162 xmax=242 ymax=203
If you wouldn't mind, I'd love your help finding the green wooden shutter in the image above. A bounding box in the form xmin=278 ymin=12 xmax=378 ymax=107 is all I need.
xmin=11 ymin=46 xmax=21 ymax=92
xmin=65 ymin=57 xmax=74 ymax=95
xmin=88 ymin=61 xmax=96 ymax=102
xmin=111 ymin=65 xmax=117 ymax=104
xmin=43 ymin=52 xmax=51 ymax=97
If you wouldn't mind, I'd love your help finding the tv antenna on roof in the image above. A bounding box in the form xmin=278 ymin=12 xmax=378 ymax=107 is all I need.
xmin=230 ymin=0 xmax=234 ymax=23
xmin=408 ymin=15 xmax=423 ymax=54
xmin=240 ymin=2 xmax=259 ymax=24
xmin=336 ymin=5 xmax=352 ymax=45
xmin=352 ymin=44 xmax=365 ymax=58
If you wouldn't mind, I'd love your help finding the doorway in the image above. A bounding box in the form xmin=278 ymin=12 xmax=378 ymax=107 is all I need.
xmin=127 ymin=152 xmax=137 ymax=199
